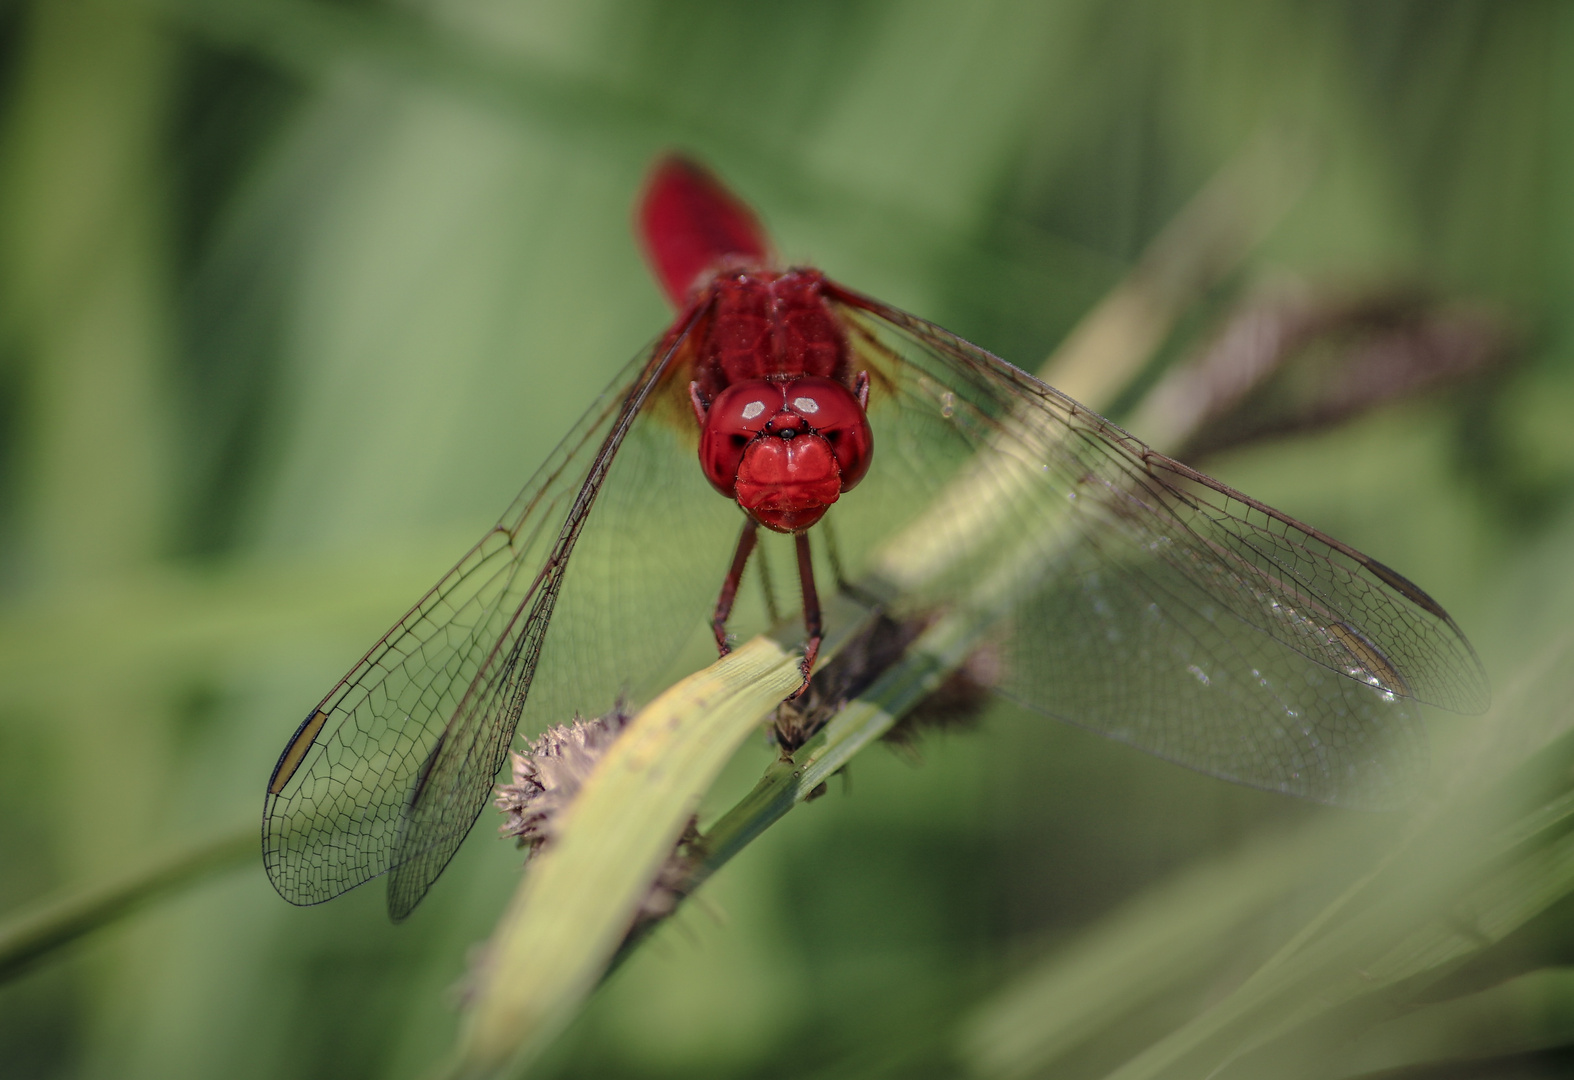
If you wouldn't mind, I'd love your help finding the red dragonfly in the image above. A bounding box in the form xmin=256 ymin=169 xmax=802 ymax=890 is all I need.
xmin=263 ymin=157 xmax=1489 ymax=919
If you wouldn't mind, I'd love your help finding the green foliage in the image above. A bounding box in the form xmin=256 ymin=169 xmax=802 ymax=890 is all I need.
xmin=0 ymin=1 xmax=1571 ymax=1078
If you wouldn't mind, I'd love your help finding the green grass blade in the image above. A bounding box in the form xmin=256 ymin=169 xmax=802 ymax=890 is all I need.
xmin=443 ymin=636 xmax=802 ymax=1080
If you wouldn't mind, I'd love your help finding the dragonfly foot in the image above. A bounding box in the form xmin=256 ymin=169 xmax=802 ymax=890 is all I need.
xmin=789 ymin=635 xmax=820 ymax=701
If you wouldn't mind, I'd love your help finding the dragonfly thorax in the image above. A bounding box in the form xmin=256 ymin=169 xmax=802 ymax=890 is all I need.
xmin=689 ymin=268 xmax=849 ymax=399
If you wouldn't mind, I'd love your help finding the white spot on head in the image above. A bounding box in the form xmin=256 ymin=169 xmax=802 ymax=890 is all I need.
xmin=792 ymin=396 xmax=819 ymax=414
xmin=741 ymin=401 xmax=765 ymax=421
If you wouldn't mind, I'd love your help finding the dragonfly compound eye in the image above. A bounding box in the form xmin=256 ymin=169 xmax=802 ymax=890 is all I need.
xmin=779 ymin=376 xmax=874 ymax=491
xmin=698 ymin=379 xmax=783 ymax=496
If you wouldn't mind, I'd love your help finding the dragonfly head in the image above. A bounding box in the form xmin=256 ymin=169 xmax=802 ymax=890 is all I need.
xmin=697 ymin=376 xmax=873 ymax=533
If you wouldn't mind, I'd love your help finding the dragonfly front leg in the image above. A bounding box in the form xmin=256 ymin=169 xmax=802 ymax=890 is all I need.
xmin=712 ymin=518 xmax=760 ymax=656
xmin=793 ymin=531 xmax=822 ymax=697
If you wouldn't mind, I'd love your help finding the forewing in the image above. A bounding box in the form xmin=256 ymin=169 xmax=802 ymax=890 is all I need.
xmin=263 ymin=326 xmax=707 ymax=912
xmin=824 ymin=285 xmax=1488 ymax=807
xmin=384 ymin=330 xmax=747 ymax=917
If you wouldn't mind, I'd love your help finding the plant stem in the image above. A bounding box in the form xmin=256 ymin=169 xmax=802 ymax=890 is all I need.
xmin=0 ymin=825 xmax=256 ymax=981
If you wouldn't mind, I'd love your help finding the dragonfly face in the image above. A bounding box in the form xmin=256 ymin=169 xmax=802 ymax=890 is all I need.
xmin=262 ymin=153 xmax=1490 ymax=921
xmin=695 ymin=372 xmax=873 ymax=532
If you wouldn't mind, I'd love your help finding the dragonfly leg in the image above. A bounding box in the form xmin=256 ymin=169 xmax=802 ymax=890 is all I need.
xmin=793 ymin=531 xmax=822 ymax=697
xmin=712 ymin=518 xmax=759 ymax=656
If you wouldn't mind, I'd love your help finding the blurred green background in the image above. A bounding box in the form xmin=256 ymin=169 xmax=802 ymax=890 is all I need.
xmin=2 ymin=1 xmax=1573 ymax=1078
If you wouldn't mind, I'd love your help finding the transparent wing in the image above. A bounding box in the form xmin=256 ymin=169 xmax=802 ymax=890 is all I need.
xmin=263 ymin=313 xmax=745 ymax=915
xmin=822 ymin=284 xmax=1488 ymax=808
